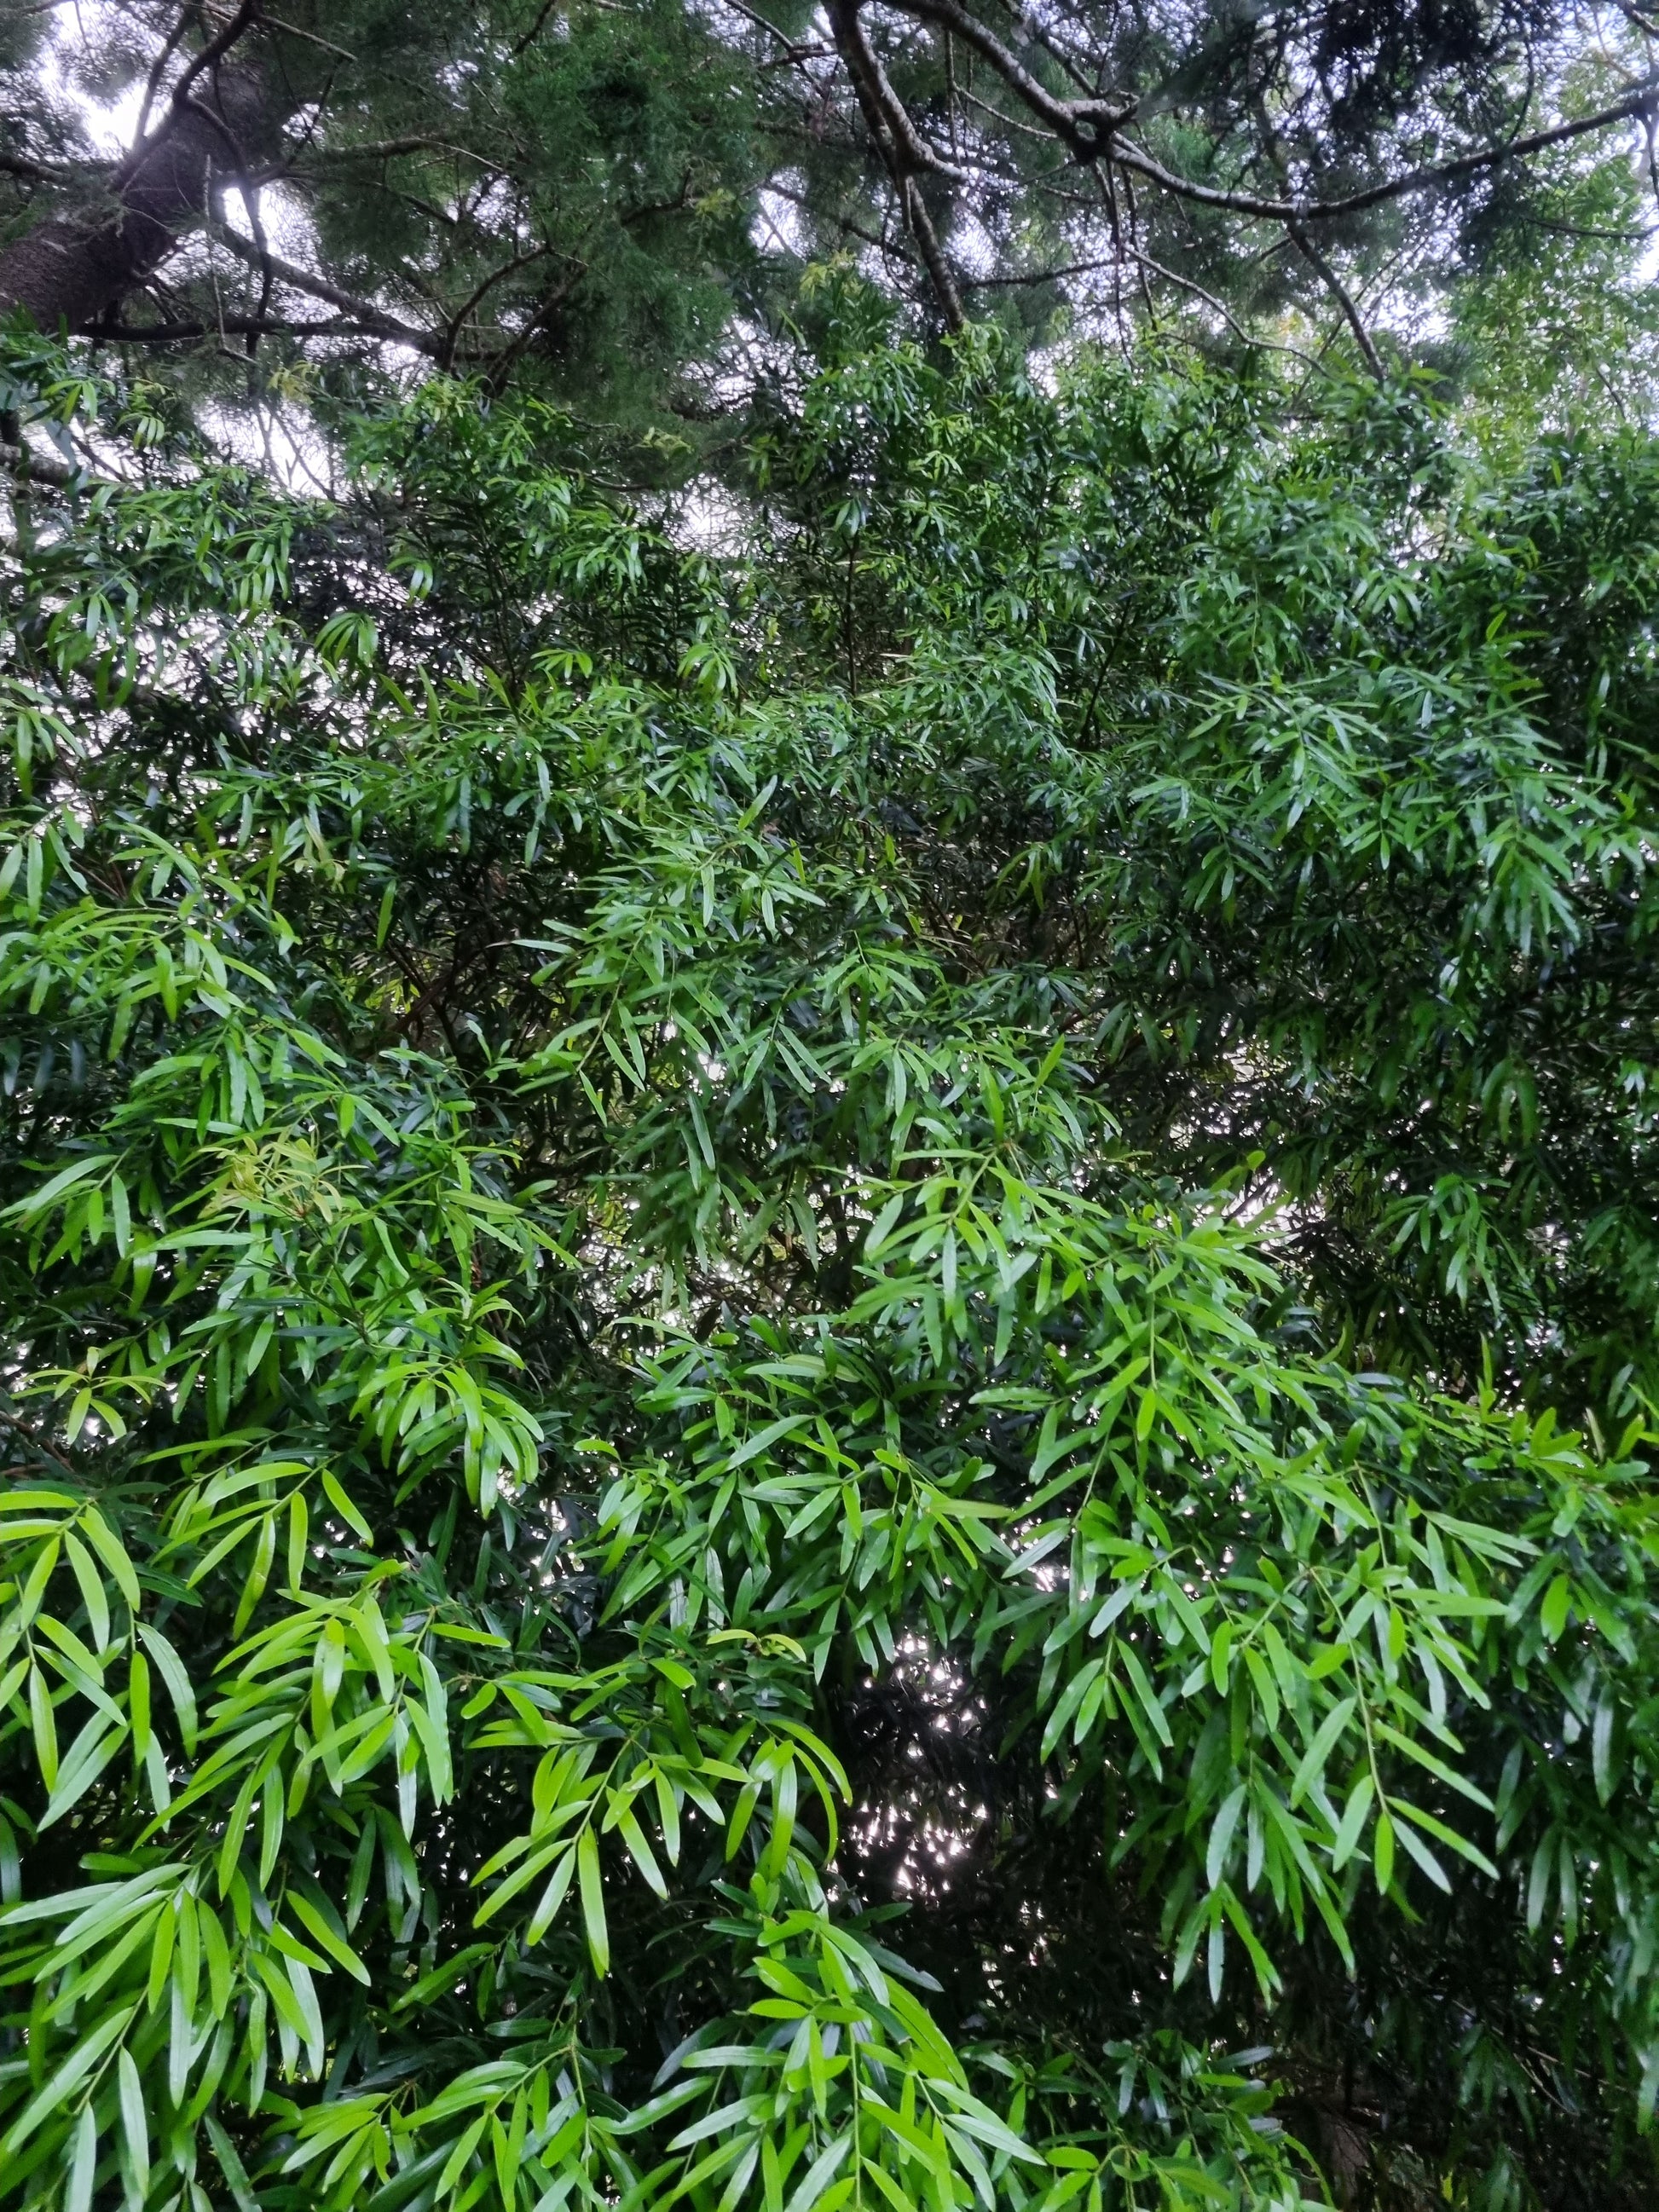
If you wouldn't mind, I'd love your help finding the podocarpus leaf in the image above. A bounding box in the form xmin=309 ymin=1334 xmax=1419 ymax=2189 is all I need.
xmin=2 ymin=318 xmax=1659 ymax=2212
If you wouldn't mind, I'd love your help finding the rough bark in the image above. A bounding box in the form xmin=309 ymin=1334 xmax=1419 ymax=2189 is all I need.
xmin=0 ymin=60 xmax=281 ymax=332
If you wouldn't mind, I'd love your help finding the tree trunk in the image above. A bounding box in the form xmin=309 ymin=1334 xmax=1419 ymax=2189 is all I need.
xmin=0 ymin=63 xmax=280 ymax=332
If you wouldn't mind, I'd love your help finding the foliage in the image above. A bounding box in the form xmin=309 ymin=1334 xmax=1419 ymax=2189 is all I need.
xmin=3 ymin=314 xmax=1659 ymax=2212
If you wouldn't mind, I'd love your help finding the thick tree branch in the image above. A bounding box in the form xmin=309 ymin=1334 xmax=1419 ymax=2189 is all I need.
xmin=85 ymin=313 xmax=419 ymax=346
xmin=0 ymin=438 xmax=78 ymax=487
xmin=903 ymin=178 xmax=965 ymax=332
xmin=133 ymin=3 xmax=204 ymax=148
xmin=883 ymin=0 xmax=1131 ymax=153
xmin=828 ymin=0 xmax=965 ymax=330
xmin=122 ymin=0 xmax=264 ymax=185
xmin=830 ymin=0 xmax=972 ymax=183
xmin=0 ymin=149 xmax=95 ymax=186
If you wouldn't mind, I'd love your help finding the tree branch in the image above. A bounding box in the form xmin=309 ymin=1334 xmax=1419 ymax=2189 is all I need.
xmin=441 ymin=239 xmax=558 ymax=367
xmin=827 ymin=0 xmax=965 ymax=330
xmin=0 ymin=438 xmax=78 ymax=488
xmin=119 ymin=0 xmax=263 ymax=188
xmin=765 ymin=180 xmax=897 ymax=256
xmin=0 ymin=148 xmax=96 ymax=185
xmin=0 ymin=13 xmax=283 ymax=328
xmin=1125 ymin=245 xmax=1330 ymax=375
xmin=133 ymin=3 xmax=200 ymax=149
xmin=718 ymin=0 xmax=828 ymax=66
xmin=1286 ymin=220 xmax=1383 ymax=378
xmin=830 ymin=0 xmax=973 ymax=183
xmin=84 ymin=312 xmax=423 ymax=345
xmin=904 ymin=176 xmax=965 ymax=332
xmin=882 ymin=0 xmax=1130 ymax=153
xmin=257 ymin=135 xmax=507 ymax=179
xmin=881 ymin=0 xmax=1659 ymax=225
xmin=1108 ymin=79 xmax=1659 ymax=222
xmin=211 ymin=223 xmax=447 ymax=355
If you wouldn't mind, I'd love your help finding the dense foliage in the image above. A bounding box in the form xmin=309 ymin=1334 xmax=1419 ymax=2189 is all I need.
xmin=3 ymin=292 xmax=1659 ymax=2212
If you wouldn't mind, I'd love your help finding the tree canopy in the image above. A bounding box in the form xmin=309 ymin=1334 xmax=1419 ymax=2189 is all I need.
xmin=3 ymin=0 xmax=1659 ymax=413
xmin=5 ymin=8 xmax=1659 ymax=2212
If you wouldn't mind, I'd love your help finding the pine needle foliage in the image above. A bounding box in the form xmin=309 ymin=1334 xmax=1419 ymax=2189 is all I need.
xmin=3 ymin=304 xmax=1659 ymax=2209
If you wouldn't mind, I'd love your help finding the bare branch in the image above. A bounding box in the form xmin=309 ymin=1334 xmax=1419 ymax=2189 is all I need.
xmin=828 ymin=0 xmax=966 ymax=329
xmin=211 ymin=222 xmax=446 ymax=355
xmin=1124 ymin=244 xmax=1332 ymax=375
xmin=1109 ymin=78 xmax=1659 ymax=222
xmin=1286 ymin=220 xmax=1383 ymax=378
xmin=121 ymin=0 xmax=264 ymax=187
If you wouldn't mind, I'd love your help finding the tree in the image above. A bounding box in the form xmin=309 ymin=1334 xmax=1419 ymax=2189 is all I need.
xmin=0 ymin=0 xmax=770 ymax=427
xmin=3 ymin=1 xmax=1659 ymax=413
xmin=3 ymin=278 xmax=1659 ymax=2211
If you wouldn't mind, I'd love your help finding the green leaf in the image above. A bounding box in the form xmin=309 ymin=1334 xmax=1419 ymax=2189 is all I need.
xmin=65 ymin=2102 xmax=96 ymax=2212
xmin=1390 ymin=1813 xmax=1452 ymax=1894
xmin=526 ymin=1848 xmax=579 ymax=1944
xmin=577 ymin=1828 xmax=609 ymax=1976
xmin=1205 ymin=1782 xmax=1246 ymax=1890
xmin=117 ymin=2047 xmax=148 ymax=2202
xmin=391 ymin=1943 xmax=495 ymax=2013
xmin=1289 ymin=1695 xmax=1356 ymax=1810
xmin=1373 ymin=1810 xmax=1396 ymax=1896
xmin=1540 ymin=1574 xmax=1573 ymax=1642
xmin=0 ymin=2002 xmax=135 ymax=2153
xmin=617 ymin=1805 xmax=668 ymax=1898
xmin=288 ymin=1891 xmax=372 ymax=1984
xmin=1331 ymin=1774 xmax=1375 ymax=1870
xmin=136 ymin=1626 xmax=197 ymax=1755
xmin=63 ymin=1531 xmax=110 ymax=1655
xmin=783 ymin=2134 xmax=850 ymax=2212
